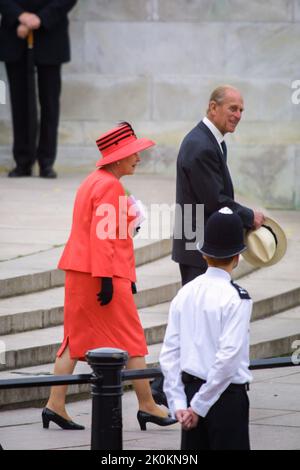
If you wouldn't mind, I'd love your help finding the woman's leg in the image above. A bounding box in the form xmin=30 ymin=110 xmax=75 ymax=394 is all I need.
xmin=45 ymin=345 xmax=77 ymax=420
xmin=127 ymin=356 xmax=168 ymax=418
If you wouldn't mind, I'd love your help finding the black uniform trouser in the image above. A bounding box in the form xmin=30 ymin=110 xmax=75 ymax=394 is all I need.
xmin=181 ymin=379 xmax=250 ymax=450
xmin=5 ymin=57 xmax=61 ymax=171
xmin=179 ymin=262 xmax=207 ymax=286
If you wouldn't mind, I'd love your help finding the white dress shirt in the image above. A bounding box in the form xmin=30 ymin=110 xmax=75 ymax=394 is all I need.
xmin=159 ymin=267 xmax=252 ymax=418
xmin=202 ymin=116 xmax=225 ymax=154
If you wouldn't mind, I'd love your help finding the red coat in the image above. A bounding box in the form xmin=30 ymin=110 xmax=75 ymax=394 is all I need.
xmin=58 ymin=169 xmax=136 ymax=282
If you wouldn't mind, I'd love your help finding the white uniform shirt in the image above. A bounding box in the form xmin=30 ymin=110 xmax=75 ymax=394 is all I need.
xmin=159 ymin=267 xmax=252 ymax=418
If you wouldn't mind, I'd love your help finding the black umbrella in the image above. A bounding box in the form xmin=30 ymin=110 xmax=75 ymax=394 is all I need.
xmin=26 ymin=30 xmax=38 ymax=168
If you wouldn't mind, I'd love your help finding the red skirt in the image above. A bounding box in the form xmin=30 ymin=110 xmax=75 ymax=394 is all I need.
xmin=57 ymin=271 xmax=148 ymax=360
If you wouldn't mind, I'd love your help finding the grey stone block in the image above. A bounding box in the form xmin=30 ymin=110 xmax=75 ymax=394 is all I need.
xmin=0 ymin=121 xmax=11 ymax=145
xmin=64 ymin=20 xmax=86 ymax=74
xmin=232 ymin=79 xmax=294 ymax=121
xmin=295 ymin=0 xmax=300 ymax=20
xmin=153 ymin=76 xmax=216 ymax=121
xmin=250 ymin=334 xmax=300 ymax=359
xmin=295 ymin=147 xmax=300 ymax=208
xmin=71 ymin=0 xmax=153 ymax=22
xmin=153 ymin=77 xmax=295 ymax=122
xmin=84 ymin=22 xmax=225 ymax=75
xmin=58 ymin=121 xmax=85 ymax=145
xmin=0 ymin=149 xmax=14 ymax=172
xmin=56 ymin=145 xmax=98 ymax=172
xmin=231 ymin=121 xmax=300 ymax=144
xmin=228 ymin=144 xmax=296 ymax=208
xmin=252 ymin=286 xmax=300 ymax=321
xmin=0 ymin=65 xmax=8 ymax=115
xmin=155 ymin=0 xmax=294 ymax=22
xmin=225 ymin=23 xmax=300 ymax=79
xmin=60 ymin=74 xmax=151 ymax=120
xmin=135 ymin=281 xmax=181 ymax=309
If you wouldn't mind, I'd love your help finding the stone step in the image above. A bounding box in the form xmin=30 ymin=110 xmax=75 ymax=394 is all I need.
xmin=239 ymin=237 xmax=300 ymax=321
xmin=2 ymin=287 xmax=300 ymax=376
xmin=0 ymin=256 xmax=255 ymax=336
xmin=250 ymin=305 xmax=300 ymax=359
xmin=0 ymin=304 xmax=170 ymax=372
xmin=1 ymin=302 xmax=300 ymax=409
xmin=145 ymin=305 xmax=300 ymax=369
xmin=0 ymin=254 xmax=180 ymax=336
xmin=0 ymin=341 xmax=163 ymax=409
xmin=0 ymin=238 xmax=172 ymax=299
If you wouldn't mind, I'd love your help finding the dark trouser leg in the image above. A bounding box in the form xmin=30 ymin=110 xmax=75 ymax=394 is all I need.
xmin=181 ymin=382 xmax=250 ymax=451
xmin=179 ymin=262 xmax=207 ymax=286
xmin=206 ymin=389 xmax=250 ymax=450
xmin=36 ymin=64 xmax=61 ymax=171
xmin=181 ymin=382 xmax=210 ymax=450
xmin=5 ymin=58 xmax=37 ymax=171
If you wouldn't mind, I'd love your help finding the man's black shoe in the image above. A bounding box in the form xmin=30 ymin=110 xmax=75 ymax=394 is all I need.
xmin=40 ymin=168 xmax=57 ymax=179
xmin=8 ymin=167 xmax=32 ymax=177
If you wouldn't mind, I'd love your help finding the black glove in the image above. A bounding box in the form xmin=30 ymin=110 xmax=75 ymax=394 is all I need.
xmin=133 ymin=225 xmax=141 ymax=237
xmin=131 ymin=282 xmax=137 ymax=294
xmin=97 ymin=277 xmax=113 ymax=306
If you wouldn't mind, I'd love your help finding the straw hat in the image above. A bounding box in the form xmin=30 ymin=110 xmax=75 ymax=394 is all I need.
xmin=242 ymin=217 xmax=287 ymax=267
xmin=96 ymin=122 xmax=155 ymax=167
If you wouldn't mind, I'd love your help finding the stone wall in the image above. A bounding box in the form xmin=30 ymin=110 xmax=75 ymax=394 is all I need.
xmin=1 ymin=0 xmax=300 ymax=208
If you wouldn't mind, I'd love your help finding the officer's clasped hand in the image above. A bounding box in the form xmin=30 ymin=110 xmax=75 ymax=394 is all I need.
xmin=97 ymin=277 xmax=113 ymax=306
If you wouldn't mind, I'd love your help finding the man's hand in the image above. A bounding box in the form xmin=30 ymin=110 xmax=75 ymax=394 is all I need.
xmin=97 ymin=277 xmax=113 ymax=306
xmin=19 ymin=12 xmax=41 ymax=30
xmin=175 ymin=408 xmax=199 ymax=431
xmin=253 ymin=210 xmax=265 ymax=230
xmin=186 ymin=407 xmax=199 ymax=429
xmin=17 ymin=24 xmax=30 ymax=39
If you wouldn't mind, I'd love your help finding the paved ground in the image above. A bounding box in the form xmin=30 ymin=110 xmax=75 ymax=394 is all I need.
xmin=0 ymin=366 xmax=300 ymax=450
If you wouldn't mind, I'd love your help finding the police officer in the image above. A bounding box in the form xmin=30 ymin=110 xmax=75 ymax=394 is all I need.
xmin=160 ymin=207 xmax=252 ymax=450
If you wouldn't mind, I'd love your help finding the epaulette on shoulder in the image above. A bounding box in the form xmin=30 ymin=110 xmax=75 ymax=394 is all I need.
xmin=230 ymin=281 xmax=251 ymax=299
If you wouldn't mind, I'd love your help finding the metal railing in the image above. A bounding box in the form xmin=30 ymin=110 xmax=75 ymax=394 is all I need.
xmin=0 ymin=348 xmax=299 ymax=450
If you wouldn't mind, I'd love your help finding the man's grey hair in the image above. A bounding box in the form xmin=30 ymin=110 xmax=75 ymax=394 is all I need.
xmin=207 ymin=85 xmax=240 ymax=113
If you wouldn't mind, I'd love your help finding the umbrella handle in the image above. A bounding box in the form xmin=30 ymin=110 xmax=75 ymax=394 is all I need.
xmin=27 ymin=30 xmax=34 ymax=49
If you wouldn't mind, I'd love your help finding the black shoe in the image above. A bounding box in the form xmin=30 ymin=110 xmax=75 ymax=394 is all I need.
xmin=42 ymin=407 xmax=85 ymax=430
xmin=8 ymin=167 xmax=32 ymax=177
xmin=137 ymin=410 xmax=177 ymax=431
xmin=40 ymin=168 xmax=57 ymax=179
xmin=151 ymin=388 xmax=168 ymax=408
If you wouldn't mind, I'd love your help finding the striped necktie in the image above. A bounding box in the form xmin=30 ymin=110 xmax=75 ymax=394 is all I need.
xmin=220 ymin=140 xmax=227 ymax=162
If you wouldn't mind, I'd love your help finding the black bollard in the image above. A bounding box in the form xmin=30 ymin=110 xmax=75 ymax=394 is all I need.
xmin=86 ymin=347 xmax=128 ymax=450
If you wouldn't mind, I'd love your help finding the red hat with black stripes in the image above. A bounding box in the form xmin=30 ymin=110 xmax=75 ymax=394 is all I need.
xmin=96 ymin=122 xmax=155 ymax=167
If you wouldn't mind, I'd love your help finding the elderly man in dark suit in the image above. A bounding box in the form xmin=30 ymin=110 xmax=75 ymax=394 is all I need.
xmin=172 ymin=85 xmax=265 ymax=285
xmin=152 ymin=85 xmax=265 ymax=408
xmin=0 ymin=0 xmax=77 ymax=178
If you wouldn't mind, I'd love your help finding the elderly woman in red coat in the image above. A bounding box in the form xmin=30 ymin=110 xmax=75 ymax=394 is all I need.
xmin=42 ymin=122 xmax=176 ymax=431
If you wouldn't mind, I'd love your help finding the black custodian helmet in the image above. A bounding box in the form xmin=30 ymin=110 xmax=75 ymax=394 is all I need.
xmin=197 ymin=207 xmax=246 ymax=258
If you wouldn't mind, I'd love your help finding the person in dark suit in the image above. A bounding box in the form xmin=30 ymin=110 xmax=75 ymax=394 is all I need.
xmin=152 ymin=85 xmax=265 ymax=406
xmin=172 ymin=85 xmax=265 ymax=286
xmin=0 ymin=0 xmax=77 ymax=178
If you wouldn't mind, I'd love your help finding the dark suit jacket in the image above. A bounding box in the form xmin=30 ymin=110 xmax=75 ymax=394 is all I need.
xmin=0 ymin=0 xmax=77 ymax=64
xmin=172 ymin=120 xmax=254 ymax=267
